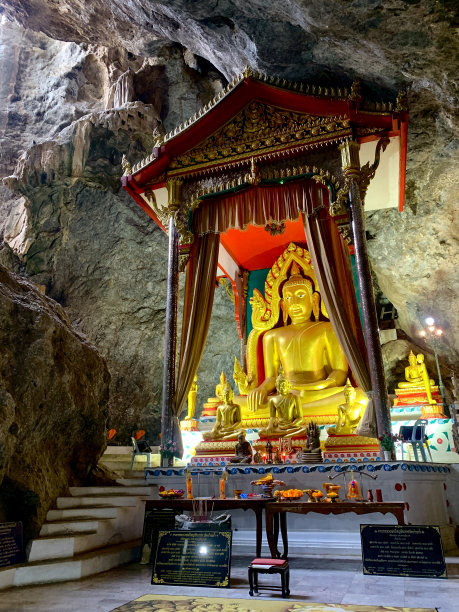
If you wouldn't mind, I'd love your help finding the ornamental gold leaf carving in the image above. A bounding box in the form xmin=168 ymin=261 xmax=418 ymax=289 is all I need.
xmin=170 ymin=101 xmax=350 ymax=171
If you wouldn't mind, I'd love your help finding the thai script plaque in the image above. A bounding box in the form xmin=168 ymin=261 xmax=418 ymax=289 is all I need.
xmin=361 ymin=524 xmax=446 ymax=578
xmin=0 ymin=522 xmax=23 ymax=568
xmin=152 ymin=530 xmax=232 ymax=587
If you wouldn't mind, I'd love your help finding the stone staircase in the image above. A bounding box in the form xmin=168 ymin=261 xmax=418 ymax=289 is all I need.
xmin=0 ymin=447 xmax=157 ymax=590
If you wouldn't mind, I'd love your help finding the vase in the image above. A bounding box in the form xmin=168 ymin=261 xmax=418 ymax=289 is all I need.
xmin=383 ymin=450 xmax=392 ymax=461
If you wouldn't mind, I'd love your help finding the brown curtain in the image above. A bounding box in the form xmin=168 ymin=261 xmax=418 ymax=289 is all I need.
xmin=193 ymin=181 xmax=329 ymax=235
xmin=173 ymin=232 xmax=221 ymax=455
xmin=303 ymin=208 xmax=377 ymax=437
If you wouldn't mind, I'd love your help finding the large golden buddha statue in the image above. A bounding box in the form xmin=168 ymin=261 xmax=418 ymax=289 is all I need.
xmin=233 ymin=243 xmax=365 ymax=427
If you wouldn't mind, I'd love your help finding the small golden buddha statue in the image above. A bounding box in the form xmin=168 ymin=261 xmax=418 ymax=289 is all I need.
xmin=327 ymin=379 xmax=366 ymax=435
xmin=216 ymin=371 xmax=229 ymax=401
xmin=185 ymin=375 xmax=198 ymax=420
xmin=248 ymin=262 xmax=349 ymax=414
xmin=202 ymin=382 xmax=242 ymax=440
xmin=258 ymin=366 xmax=307 ymax=438
xmin=398 ymin=351 xmax=436 ymax=404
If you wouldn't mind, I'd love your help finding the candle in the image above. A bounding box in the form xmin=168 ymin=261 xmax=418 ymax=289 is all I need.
xmin=263 ymin=454 xmax=266 ymax=463
xmin=282 ymin=453 xmax=286 ymax=462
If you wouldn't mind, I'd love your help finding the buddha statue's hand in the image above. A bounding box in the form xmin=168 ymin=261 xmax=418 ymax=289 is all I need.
xmin=248 ymin=378 xmax=274 ymax=412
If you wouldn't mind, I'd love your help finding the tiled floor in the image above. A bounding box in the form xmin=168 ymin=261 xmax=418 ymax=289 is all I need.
xmin=1 ymin=555 xmax=458 ymax=612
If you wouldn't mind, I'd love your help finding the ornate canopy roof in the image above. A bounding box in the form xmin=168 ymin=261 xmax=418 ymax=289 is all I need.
xmin=122 ymin=67 xmax=408 ymax=226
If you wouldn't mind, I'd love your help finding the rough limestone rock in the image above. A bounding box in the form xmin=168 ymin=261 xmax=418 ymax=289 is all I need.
xmin=0 ymin=1 xmax=457 ymax=442
xmin=0 ymin=265 xmax=110 ymax=541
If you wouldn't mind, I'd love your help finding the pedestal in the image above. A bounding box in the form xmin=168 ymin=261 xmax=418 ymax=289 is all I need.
xmin=323 ymin=433 xmax=380 ymax=462
xmin=191 ymin=438 xmax=239 ymax=466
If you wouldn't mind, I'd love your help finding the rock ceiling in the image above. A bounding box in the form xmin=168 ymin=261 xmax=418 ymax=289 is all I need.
xmin=0 ymin=0 xmax=457 ymax=433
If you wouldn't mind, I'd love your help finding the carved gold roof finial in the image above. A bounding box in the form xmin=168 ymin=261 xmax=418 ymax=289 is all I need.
xmin=121 ymin=154 xmax=132 ymax=176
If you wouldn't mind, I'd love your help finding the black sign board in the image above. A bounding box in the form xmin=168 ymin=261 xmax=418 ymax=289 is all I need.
xmin=0 ymin=522 xmax=23 ymax=568
xmin=361 ymin=524 xmax=446 ymax=578
xmin=152 ymin=529 xmax=232 ymax=587
xmin=142 ymin=509 xmax=176 ymax=563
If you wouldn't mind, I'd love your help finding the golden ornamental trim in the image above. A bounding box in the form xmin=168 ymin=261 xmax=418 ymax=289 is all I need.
xmin=169 ymin=101 xmax=351 ymax=173
xmin=125 ymin=66 xmax=400 ymax=176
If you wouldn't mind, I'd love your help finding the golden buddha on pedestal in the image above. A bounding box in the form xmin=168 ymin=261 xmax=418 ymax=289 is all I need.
xmin=202 ymin=382 xmax=242 ymax=441
xmin=393 ymin=350 xmax=444 ymax=416
xmin=328 ymin=379 xmax=366 ymax=435
xmin=398 ymin=351 xmax=436 ymax=404
xmin=258 ymin=366 xmax=307 ymax=438
xmin=247 ymin=261 xmax=348 ymax=417
xmin=232 ymin=245 xmax=367 ymax=432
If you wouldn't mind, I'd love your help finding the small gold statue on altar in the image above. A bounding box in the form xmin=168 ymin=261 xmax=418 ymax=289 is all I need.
xmin=398 ymin=351 xmax=436 ymax=404
xmin=328 ymin=379 xmax=366 ymax=435
xmin=186 ymin=375 xmax=198 ymax=420
xmin=202 ymin=381 xmax=242 ymax=440
xmin=181 ymin=374 xmax=199 ymax=432
xmin=229 ymin=431 xmax=252 ymax=464
xmin=202 ymin=371 xmax=230 ymax=417
xmin=258 ymin=366 xmax=307 ymax=438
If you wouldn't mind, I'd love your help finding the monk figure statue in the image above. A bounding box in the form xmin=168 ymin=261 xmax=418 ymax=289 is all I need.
xmin=328 ymin=379 xmax=366 ymax=435
xmin=203 ymin=382 xmax=242 ymax=440
xmin=398 ymin=351 xmax=436 ymax=404
xmin=259 ymin=366 xmax=307 ymax=438
xmin=248 ymin=263 xmax=349 ymax=415
xmin=229 ymin=431 xmax=252 ymax=463
xmin=185 ymin=375 xmax=198 ymax=420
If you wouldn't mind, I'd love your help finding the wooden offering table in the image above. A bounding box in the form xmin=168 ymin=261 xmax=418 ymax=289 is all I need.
xmin=265 ymin=501 xmax=406 ymax=559
xmin=144 ymin=498 xmax=273 ymax=557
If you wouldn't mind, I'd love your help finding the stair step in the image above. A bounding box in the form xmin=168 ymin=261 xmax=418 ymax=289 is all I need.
xmin=39 ymin=519 xmax=101 ymax=536
xmin=9 ymin=539 xmax=141 ymax=588
xmin=47 ymin=506 xmax=119 ymax=521
xmin=56 ymin=495 xmax=140 ymax=509
xmin=69 ymin=486 xmax=154 ymax=496
xmin=116 ymin=477 xmax=153 ymax=486
xmin=28 ymin=525 xmax=130 ymax=562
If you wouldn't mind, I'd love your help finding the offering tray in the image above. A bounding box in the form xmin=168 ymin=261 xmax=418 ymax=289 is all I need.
xmin=159 ymin=488 xmax=185 ymax=499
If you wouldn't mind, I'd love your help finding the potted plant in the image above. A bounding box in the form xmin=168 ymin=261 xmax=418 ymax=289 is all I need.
xmin=378 ymin=432 xmax=400 ymax=461
xmin=160 ymin=439 xmax=179 ymax=464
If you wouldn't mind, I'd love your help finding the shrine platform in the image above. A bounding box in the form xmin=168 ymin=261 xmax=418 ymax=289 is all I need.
xmin=144 ymin=460 xmax=459 ymax=557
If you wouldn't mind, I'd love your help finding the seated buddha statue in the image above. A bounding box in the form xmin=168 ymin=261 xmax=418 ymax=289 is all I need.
xmin=229 ymin=431 xmax=252 ymax=463
xmin=398 ymin=351 xmax=435 ymax=404
xmin=258 ymin=366 xmax=307 ymax=438
xmin=327 ymin=379 xmax=366 ymax=435
xmin=202 ymin=382 xmax=242 ymax=440
xmin=248 ymin=263 xmax=349 ymax=415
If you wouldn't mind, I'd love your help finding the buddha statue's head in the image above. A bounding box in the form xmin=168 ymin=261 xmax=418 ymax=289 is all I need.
xmin=408 ymin=350 xmax=417 ymax=366
xmin=275 ymin=365 xmax=292 ymax=395
xmin=343 ymin=378 xmax=356 ymax=404
xmin=281 ymin=262 xmax=320 ymax=325
xmin=222 ymin=382 xmax=234 ymax=404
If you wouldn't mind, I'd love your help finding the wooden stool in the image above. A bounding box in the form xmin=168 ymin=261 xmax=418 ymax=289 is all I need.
xmin=248 ymin=557 xmax=290 ymax=598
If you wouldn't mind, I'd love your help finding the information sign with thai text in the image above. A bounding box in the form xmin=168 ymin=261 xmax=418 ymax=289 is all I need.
xmin=152 ymin=530 xmax=231 ymax=587
xmin=361 ymin=524 xmax=446 ymax=578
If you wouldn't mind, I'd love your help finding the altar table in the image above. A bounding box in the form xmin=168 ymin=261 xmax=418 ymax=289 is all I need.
xmin=265 ymin=501 xmax=406 ymax=559
xmin=144 ymin=498 xmax=273 ymax=557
